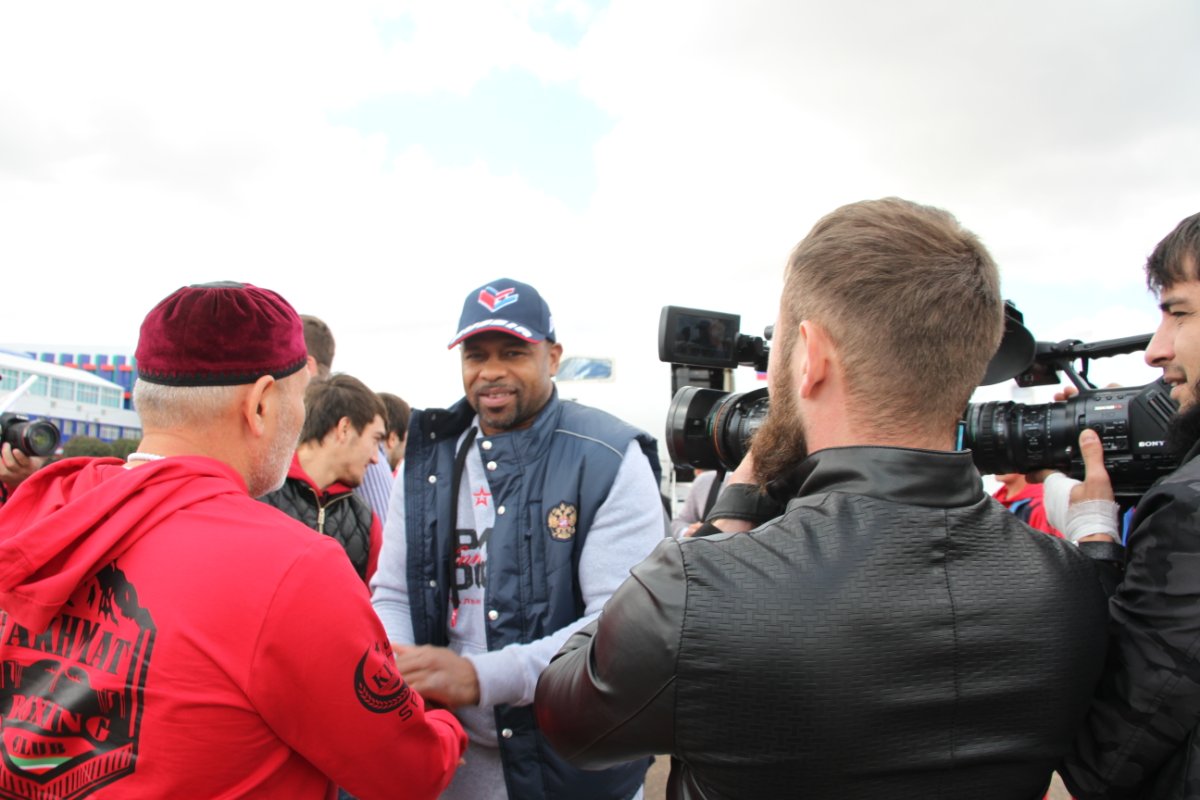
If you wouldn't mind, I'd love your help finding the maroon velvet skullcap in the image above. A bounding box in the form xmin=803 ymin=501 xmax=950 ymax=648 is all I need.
xmin=135 ymin=281 xmax=308 ymax=386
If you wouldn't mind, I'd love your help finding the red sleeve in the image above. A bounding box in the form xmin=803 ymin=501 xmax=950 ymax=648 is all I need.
xmin=1028 ymin=503 xmax=1063 ymax=538
xmin=248 ymin=537 xmax=466 ymax=799
xmin=366 ymin=511 xmax=382 ymax=585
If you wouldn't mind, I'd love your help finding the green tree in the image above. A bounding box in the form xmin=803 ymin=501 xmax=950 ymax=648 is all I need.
xmin=63 ymin=436 xmax=113 ymax=457
xmin=108 ymin=438 xmax=142 ymax=460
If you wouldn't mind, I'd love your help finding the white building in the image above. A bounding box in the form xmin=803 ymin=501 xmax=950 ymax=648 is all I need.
xmin=0 ymin=351 xmax=142 ymax=445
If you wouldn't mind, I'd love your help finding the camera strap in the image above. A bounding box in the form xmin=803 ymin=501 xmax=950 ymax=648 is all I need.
xmin=701 ymin=469 xmax=726 ymax=519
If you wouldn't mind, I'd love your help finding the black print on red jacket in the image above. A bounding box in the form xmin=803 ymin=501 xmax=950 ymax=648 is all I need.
xmin=355 ymin=641 xmax=415 ymax=720
xmin=0 ymin=563 xmax=156 ymax=800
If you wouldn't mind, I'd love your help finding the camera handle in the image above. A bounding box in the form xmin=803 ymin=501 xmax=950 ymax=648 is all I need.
xmin=1017 ymin=334 xmax=1152 ymax=391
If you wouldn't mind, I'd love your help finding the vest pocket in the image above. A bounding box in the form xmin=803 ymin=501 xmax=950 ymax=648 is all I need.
xmin=523 ymin=501 xmax=548 ymax=612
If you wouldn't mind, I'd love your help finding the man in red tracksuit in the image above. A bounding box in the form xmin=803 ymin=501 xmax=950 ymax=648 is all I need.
xmin=0 ymin=282 xmax=464 ymax=799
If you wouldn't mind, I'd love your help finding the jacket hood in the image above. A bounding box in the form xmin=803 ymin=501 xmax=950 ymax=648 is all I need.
xmin=0 ymin=455 xmax=248 ymax=632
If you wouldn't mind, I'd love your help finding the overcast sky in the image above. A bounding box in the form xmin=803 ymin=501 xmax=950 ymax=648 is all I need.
xmin=3 ymin=0 xmax=1198 ymax=417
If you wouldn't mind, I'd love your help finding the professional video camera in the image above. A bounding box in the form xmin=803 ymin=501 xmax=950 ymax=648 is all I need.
xmin=0 ymin=375 xmax=62 ymax=458
xmin=659 ymin=302 xmax=1177 ymax=498
xmin=658 ymin=305 xmax=770 ymax=470
xmin=962 ymin=304 xmax=1176 ymax=498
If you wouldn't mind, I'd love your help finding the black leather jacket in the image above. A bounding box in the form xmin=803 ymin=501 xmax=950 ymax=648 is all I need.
xmin=535 ymin=446 xmax=1114 ymax=800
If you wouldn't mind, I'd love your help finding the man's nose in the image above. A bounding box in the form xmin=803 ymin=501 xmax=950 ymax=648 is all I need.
xmin=1145 ymin=318 xmax=1174 ymax=368
xmin=479 ymin=357 xmax=507 ymax=380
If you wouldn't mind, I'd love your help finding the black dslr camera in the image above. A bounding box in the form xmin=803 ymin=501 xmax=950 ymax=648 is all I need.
xmin=659 ymin=302 xmax=1177 ymax=499
xmin=0 ymin=414 xmax=61 ymax=458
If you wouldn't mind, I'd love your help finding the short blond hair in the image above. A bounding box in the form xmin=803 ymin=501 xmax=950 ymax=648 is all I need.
xmin=782 ymin=197 xmax=1003 ymax=437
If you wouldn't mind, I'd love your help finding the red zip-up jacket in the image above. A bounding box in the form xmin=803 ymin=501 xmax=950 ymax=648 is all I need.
xmin=0 ymin=455 xmax=464 ymax=799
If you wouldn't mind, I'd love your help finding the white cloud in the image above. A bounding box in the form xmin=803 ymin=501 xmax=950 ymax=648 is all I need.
xmin=2 ymin=0 xmax=1197 ymax=414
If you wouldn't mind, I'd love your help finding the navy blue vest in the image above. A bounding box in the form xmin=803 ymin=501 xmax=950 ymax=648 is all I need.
xmin=405 ymin=390 xmax=660 ymax=800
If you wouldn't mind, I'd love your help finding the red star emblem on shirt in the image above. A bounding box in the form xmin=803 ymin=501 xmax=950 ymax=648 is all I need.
xmin=473 ymin=487 xmax=491 ymax=507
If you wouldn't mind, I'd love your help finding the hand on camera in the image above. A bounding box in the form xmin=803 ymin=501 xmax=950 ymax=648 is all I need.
xmin=0 ymin=442 xmax=45 ymax=490
xmin=1040 ymin=429 xmax=1119 ymax=544
xmin=708 ymin=450 xmax=758 ymax=533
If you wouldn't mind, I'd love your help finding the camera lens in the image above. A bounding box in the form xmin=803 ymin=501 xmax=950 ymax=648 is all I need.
xmin=712 ymin=388 xmax=769 ymax=469
xmin=22 ymin=420 xmax=60 ymax=457
xmin=963 ymin=401 xmax=1068 ymax=475
xmin=666 ymin=386 xmax=769 ymax=470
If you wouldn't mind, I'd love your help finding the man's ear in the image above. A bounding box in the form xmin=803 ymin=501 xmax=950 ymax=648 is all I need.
xmin=243 ymin=375 xmax=277 ymax=438
xmin=546 ymin=342 xmax=563 ymax=377
xmin=797 ymin=320 xmax=832 ymax=399
xmin=335 ymin=416 xmax=353 ymax=441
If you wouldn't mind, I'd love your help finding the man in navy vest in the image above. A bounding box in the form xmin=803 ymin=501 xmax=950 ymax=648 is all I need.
xmin=371 ymin=278 xmax=666 ymax=800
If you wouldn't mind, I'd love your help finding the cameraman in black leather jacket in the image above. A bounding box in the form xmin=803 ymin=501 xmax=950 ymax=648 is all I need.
xmin=535 ymin=198 xmax=1117 ymax=799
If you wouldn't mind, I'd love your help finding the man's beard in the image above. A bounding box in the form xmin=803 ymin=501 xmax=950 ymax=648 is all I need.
xmin=1167 ymin=379 xmax=1200 ymax=461
xmin=472 ymin=381 xmax=545 ymax=434
xmin=750 ymin=358 xmax=810 ymax=500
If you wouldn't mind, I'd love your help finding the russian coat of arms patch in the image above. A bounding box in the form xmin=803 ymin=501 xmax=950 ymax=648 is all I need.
xmin=547 ymin=503 xmax=578 ymax=541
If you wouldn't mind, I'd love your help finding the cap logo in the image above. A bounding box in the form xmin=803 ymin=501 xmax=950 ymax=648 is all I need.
xmin=478 ymin=286 xmax=518 ymax=312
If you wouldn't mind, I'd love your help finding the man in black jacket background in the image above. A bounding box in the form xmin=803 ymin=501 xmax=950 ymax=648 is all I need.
xmin=535 ymin=197 xmax=1116 ymax=799
xmin=1057 ymin=211 xmax=1200 ymax=799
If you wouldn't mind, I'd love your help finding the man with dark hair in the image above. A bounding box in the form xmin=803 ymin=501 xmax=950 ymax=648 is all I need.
xmin=1055 ymin=211 xmax=1200 ymax=798
xmin=378 ymin=391 xmax=411 ymax=472
xmin=371 ymin=278 xmax=666 ymax=800
xmin=299 ymin=312 xmax=394 ymax=527
xmin=535 ymin=198 xmax=1113 ymax=799
xmin=260 ymin=373 xmax=387 ymax=583
xmin=0 ymin=282 xmax=464 ymax=798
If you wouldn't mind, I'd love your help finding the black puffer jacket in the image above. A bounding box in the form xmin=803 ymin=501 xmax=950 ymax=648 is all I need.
xmin=260 ymin=455 xmax=378 ymax=582
xmin=536 ymin=446 xmax=1115 ymax=799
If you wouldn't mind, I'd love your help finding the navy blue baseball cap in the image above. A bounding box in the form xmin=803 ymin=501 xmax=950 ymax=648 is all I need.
xmin=448 ymin=278 xmax=556 ymax=348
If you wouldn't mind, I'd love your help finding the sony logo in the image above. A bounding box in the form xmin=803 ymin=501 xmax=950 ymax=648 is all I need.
xmin=1139 ymin=440 xmax=1165 ymax=448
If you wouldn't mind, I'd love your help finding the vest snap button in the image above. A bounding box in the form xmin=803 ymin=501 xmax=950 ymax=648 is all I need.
xmin=497 ymin=505 xmax=506 ymax=515
xmin=486 ymin=461 xmax=497 ymax=471
xmin=501 ymin=728 xmax=513 ymax=739
xmin=428 ymin=475 xmax=438 ymax=484
xmin=482 ymin=440 xmax=493 ymax=450
xmin=487 ymin=609 xmax=499 ymax=621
